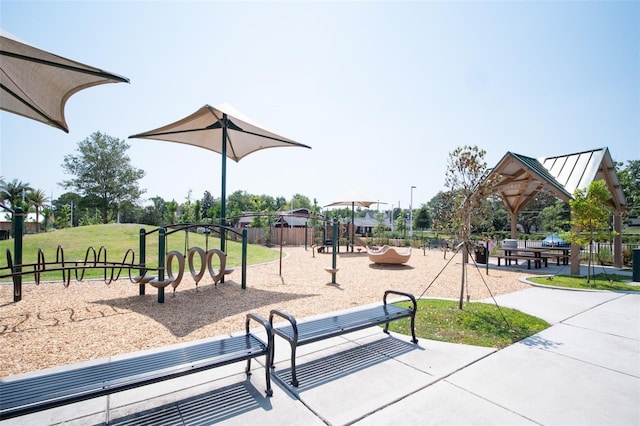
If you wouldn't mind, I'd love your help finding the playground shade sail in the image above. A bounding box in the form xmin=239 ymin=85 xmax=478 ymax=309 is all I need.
xmin=0 ymin=29 xmax=129 ymax=133
xmin=128 ymin=103 xmax=311 ymax=162
xmin=128 ymin=103 xmax=311 ymax=251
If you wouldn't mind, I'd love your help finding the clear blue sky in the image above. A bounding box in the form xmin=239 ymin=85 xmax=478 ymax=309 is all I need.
xmin=1 ymin=1 xmax=638 ymax=212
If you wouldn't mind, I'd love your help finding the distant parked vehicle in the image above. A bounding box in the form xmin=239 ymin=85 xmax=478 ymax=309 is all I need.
xmin=542 ymin=232 xmax=569 ymax=247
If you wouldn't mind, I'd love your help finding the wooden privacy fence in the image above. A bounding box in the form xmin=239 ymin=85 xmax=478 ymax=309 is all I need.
xmin=231 ymin=227 xmax=321 ymax=246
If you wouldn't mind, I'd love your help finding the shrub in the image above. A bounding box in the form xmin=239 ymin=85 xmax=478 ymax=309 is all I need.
xmin=597 ymin=246 xmax=613 ymax=265
xmin=623 ymin=248 xmax=633 ymax=266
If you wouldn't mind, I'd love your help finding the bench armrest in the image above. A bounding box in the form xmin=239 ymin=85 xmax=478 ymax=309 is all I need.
xmin=246 ymin=313 xmax=273 ymax=345
xmin=269 ymin=309 xmax=298 ymax=342
xmin=383 ymin=290 xmax=417 ymax=313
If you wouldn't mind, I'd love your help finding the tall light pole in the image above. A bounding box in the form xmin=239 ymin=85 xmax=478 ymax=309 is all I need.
xmin=410 ymin=186 xmax=416 ymax=238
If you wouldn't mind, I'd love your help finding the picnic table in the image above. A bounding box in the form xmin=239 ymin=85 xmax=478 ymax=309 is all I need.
xmin=494 ymin=247 xmax=550 ymax=269
xmin=542 ymin=247 xmax=571 ymax=265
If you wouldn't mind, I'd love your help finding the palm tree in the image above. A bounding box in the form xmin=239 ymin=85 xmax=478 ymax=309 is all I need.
xmin=1 ymin=179 xmax=32 ymax=210
xmin=0 ymin=176 xmax=7 ymax=211
xmin=28 ymin=189 xmax=49 ymax=232
xmin=0 ymin=176 xmax=6 ymax=202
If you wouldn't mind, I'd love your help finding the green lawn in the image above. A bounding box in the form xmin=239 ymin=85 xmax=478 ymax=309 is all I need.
xmin=0 ymin=224 xmax=281 ymax=282
xmin=528 ymin=273 xmax=639 ymax=291
xmin=388 ymin=299 xmax=549 ymax=348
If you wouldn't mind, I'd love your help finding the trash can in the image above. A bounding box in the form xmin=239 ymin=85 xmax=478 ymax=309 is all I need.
xmin=475 ymin=245 xmax=487 ymax=264
xmin=633 ymin=249 xmax=640 ymax=282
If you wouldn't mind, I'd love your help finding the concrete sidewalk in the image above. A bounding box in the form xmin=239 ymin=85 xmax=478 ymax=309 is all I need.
xmin=3 ymin=287 xmax=639 ymax=425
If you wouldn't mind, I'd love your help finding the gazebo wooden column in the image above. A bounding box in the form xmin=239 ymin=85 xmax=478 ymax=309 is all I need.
xmin=614 ymin=212 xmax=623 ymax=268
xmin=510 ymin=212 xmax=518 ymax=239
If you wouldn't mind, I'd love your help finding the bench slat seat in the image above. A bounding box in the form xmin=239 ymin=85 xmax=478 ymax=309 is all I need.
xmin=269 ymin=290 xmax=418 ymax=387
xmin=274 ymin=304 xmax=413 ymax=345
xmin=1 ymin=314 xmax=273 ymax=420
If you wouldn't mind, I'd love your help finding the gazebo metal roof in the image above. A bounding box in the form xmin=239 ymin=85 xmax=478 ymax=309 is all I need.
xmin=489 ymin=147 xmax=626 ymax=216
xmin=485 ymin=146 xmax=627 ymax=270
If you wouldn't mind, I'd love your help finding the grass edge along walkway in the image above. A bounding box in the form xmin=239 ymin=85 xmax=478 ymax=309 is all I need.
xmin=388 ymin=299 xmax=549 ymax=349
xmin=527 ymin=273 xmax=639 ymax=292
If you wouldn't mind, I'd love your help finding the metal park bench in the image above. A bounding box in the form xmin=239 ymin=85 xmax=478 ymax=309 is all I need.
xmin=269 ymin=290 xmax=418 ymax=387
xmin=0 ymin=314 xmax=273 ymax=420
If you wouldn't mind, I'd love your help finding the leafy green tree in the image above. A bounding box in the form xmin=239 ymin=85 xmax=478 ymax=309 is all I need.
xmin=53 ymin=204 xmax=71 ymax=229
xmin=374 ymin=210 xmax=388 ymax=238
xmin=193 ymin=199 xmax=202 ymax=222
xmin=200 ymin=191 xmax=215 ymax=222
xmin=395 ymin=210 xmax=407 ymax=237
xmin=274 ymin=196 xmax=287 ymax=211
xmin=41 ymin=207 xmax=53 ymax=232
xmin=79 ymin=208 xmax=103 ymax=226
xmin=488 ymin=196 xmax=509 ymax=233
xmin=208 ymin=200 xmax=221 ymax=224
xmin=289 ymin=193 xmax=311 ymax=210
xmin=137 ymin=196 xmax=167 ymax=226
xmin=414 ymin=205 xmax=432 ymax=233
xmin=428 ymin=191 xmax=454 ymax=238
xmin=617 ymin=160 xmax=640 ymax=220
xmin=117 ymin=200 xmax=145 ymax=224
xmin=60 ymin=132 xmax=145 ymax=224
xmin=517 ymin=190 xmax=557 ymax=234
xmin=52 ymin=192 xmax=82 ymax=228
xmin=178 ymin=191 xmax=195 ymax=223
xmin=539 ymin=200 xmax=570 ymax=234
xmin=565 ymin=180 xmax=615 ymax=284
xmin=226 ymin=190 xmax=253 ymax=220
xmin=165 ymin=200 xmax=179 ymax=223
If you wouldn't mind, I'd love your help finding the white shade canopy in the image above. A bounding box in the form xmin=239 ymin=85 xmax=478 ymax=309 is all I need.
xmin=129 ymin=103 xmax=311 ymax=254
xmin=129 ymin=103 xmax=311 ymax=162
xmin=0 ymin=29 xmax=129 ymax=133
xmin=324 ymin=200 xmax=385 ymax=208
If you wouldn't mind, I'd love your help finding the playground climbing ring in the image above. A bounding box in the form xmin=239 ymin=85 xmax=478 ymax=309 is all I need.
xmin=149 ymin=247 xmax=226 ymax=294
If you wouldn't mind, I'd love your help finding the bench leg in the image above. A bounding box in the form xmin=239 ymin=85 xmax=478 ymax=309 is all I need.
xmin=245 ymin=356 xmax=272 ymax=396
xmin=272 ymin=340 xmax=300 ymax=387
xmin=263 ymin=354 xmax=273 ymax=396
xmin=264 ymin=363 xmax=273 ymax=397
xmin=383 ymin=316 xmax=419 ymax=344
xmin=289 ymin=344 xmax=299 ymax=387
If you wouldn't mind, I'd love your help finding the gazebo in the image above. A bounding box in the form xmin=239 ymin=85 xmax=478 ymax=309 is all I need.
xmin=485 ymin=147 xmax=627 ymax=273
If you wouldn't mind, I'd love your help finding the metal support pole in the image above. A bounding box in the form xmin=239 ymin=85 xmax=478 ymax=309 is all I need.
xmin=220 ymin=114 xmax=228 ymax=255
xmin=351 ymin=202 xmax=355 ymax=252
xmin=486 ymin=243 xmax=489 ymax=276
xmin=139 ymin=228 xmax=146 ymax=295
xmin=157 ymin=227 xmax=166 ymax=303
xmin=242 ymin=228 xmax=247 ymax=289
xmin=12 ymin=208 xmax=24 ymax=302
xmin=332 ymin=219 xmax=338 ymax=284
xmin=279 ymin=219 xmax=284 ymax=276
